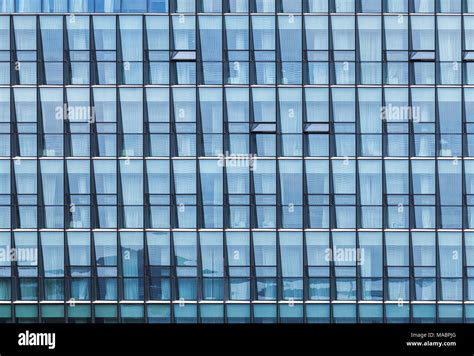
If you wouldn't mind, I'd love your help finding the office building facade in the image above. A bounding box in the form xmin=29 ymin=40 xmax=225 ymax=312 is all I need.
xmin=0 ymin=0 xmax=472 ymax=323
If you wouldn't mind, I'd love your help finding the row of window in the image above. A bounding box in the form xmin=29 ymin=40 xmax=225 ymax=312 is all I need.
xmin=8 ymin=132 xmax=474 ymax=158
xmin=0 ymin=158 xmax=473 ymax=228
xmin=0 ymin=303 xmax=470 ymax=324
xmin=3 ymin=0 xmax=474 ymax=14
xmin=0 ymin=87 xmax=474 ymax=131
xmin=0 ymin=231 xmax=472 ymax=302
xmin=4 ymin=13 xmax=474 ymax=54
xmin=8 ymin=61 xmax=474 ymax=85
xmin=2 ymin=14 xmax=474 ymax=84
